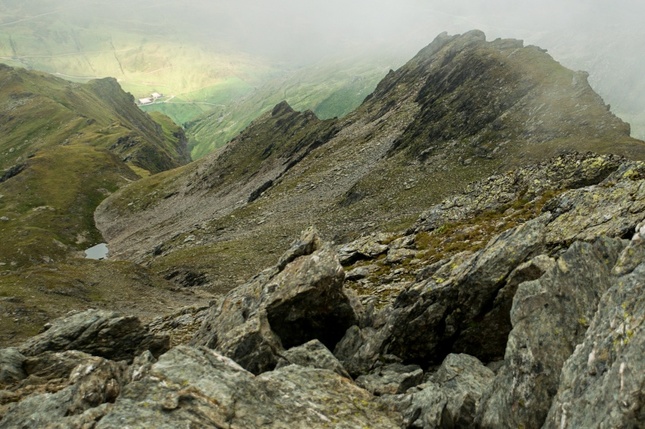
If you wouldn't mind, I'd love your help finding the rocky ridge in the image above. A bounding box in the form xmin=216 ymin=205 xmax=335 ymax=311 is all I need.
xmin=2 ymin=151 xmax=645 ymax=428
xmin=95 ymin=30 xmax=645 ymax=295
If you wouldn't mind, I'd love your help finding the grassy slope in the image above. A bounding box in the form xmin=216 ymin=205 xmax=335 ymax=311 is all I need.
xmin=0 ymin=64 xmax=195 ymax=344
xmin=0 ymin=65 xmax=190 ymax=267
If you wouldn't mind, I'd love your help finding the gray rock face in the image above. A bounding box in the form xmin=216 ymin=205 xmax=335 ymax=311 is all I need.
xmin=476 ymin=236 xmax=626 ymax=429
xmin=0 ymin=355 xmax=127 ymax=429
xmin=18 ymin=309 xmax=169 ymax=362
xmin=276 ymin=339 xmax=350 ymax=378
xmin=451 ymin=253 xmax=556 ymax=361
xmin=192 ymin=228 xmax=358 ymax=374
xmin=96 ymin=346 xmax=401 ymax=429
xmin=339 ymin=215 xmax=548 ymax=373
xmin=0 ymin=348 xmax=26 ymax=386
xmin=334 ymin=325 xmax=386 ymax=377
xmin=543 ymin=237 xmax=645 ymax=429
xmin=381 ymin=353 xmax=494 ymax=428
xmin=145 ymin=305 xmax=210 ymax=347
xmin=430 ymin=354 xmax=495 ymax=428
xmin=356 ymin=362 xmax=424 ymax=396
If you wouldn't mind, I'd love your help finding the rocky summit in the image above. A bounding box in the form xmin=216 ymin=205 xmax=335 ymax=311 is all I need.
xmin=1 ymin=31 xmax=645 ymax=428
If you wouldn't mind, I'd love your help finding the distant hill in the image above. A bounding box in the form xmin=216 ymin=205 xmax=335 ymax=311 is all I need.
xmin=0 ymin=1 xmax=279 ymax=128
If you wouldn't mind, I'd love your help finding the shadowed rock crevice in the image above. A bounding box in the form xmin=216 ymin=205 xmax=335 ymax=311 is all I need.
xmin=191 ymin=228 xmax=358 ymax=374
xmin=266 ymin=289 xmax=358 ymax=351
xmin=0 ymin=163 xmax=26 ymax=183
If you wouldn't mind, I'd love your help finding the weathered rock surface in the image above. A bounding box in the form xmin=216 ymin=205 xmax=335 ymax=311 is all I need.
xmin=95 ymin=345 xmax=401 ymax=429
xmin=381 ymin=353 xmax=494 ymax=428
xmin=0 ymin=354 xmax=128 ymax=429
xmin=191 ymin=228 xmax=358 ymax=374
xmin=276 ymin=339 xmax=351 ymax=378
xmin=543 ymin=236 xmax=645 ymax=429
xmin=145 ymin=305 xmax=211 ymax=347
xmin=356 ymin=362 xmax=424 ymax=396
xmin=0 ymin=348 xmax=26 ymax=386
xmin=476 ymin=236 xmax=626 ymax=428
xmin=18 ymin=309 xmax=169 ymax=362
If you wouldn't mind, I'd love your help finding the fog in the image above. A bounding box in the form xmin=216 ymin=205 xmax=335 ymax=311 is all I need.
xmin=11 ymin=0 xmax=641 ymax=63
xmin=2 ymin=0 xmax=644 ymax=135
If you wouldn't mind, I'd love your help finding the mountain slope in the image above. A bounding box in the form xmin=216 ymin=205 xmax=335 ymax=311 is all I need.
xmin=0 ymin=65 xmax=197 ymax=341
xmin=96 ymin=31 xmax=645 ymax=293
xmin=0 ymin=64 xmax=191 ymax=265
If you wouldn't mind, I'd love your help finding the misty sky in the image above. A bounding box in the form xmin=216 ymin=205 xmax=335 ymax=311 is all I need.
xmin=149 ymin=0 xmax=644 ymax=61
xmin=16 ymin=0 xmax=640 ymax=63
xmin=2 ymin=0 xmax=644 ymax=130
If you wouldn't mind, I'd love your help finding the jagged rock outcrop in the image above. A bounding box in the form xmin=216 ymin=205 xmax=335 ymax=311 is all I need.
xmin=476 ymin=237 xmax=626 ymax=428
xmin=18 ymin=309 xmax=169 ymax=363
xmin=380 ymin=353 xmax=495 ymax=428
xmin=191 ymin=227 xmax=358 ymax=374
xmin=542 ymin=233 xmax=645 ymax=428
xmin=413 ymin=151 xmax=626 ymax=233
xmin=336 ymin=215 xmax=548 ymax=374
xmin=3 ymin=152 xmax=645 ymax=426
xmin=94 ymin=346 xmax=401 ymax=429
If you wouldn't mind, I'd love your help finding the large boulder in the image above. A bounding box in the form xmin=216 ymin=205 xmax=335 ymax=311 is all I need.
xmin=18 ymin=309 xmax=169 ymax=362
xmin=275 ymin=339 xmax=351 ymax=378
xmin=192 ymin=228 xmax=358 ymax=374
xmin=95 ymin=346 xmax=401 ymax=429
xmin=476 ymin=236 xmax=626 ymax=429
